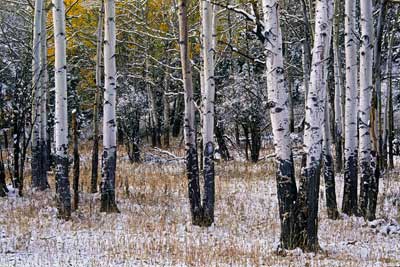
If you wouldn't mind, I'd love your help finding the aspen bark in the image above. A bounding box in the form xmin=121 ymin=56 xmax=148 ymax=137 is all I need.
xmin=297 ymin=0 xmax=333 ymax=251
xmin=342 ymin=0 xmax=358 ymax=216
xmin=163 ymin=70 xmax=170 ymax=148
xmin=323 ymin=102 xmax=339 ymax=220
xmin=358 ymin=0 xmax=373 ymax=219
xmin=262 ymin=0 xmax=298 ymax=249
xmin=52 ymin=0 xmax=71 ymax=220
xmin=333 ymin=0 xmax=343 ymax=172
xmin=100 ymin=0 xmax=119 ymax=213
xmin=178 ymin=0 xmax=202 ymax=225
xmin=40 ymin=1 xmax=49 ymax=173
xmin=32 ymin=0 xmax=48 ymax=190
xmin=72 ymin=110 xmax=80 ymax=211
xmin=387 ymin=27 xmax=395 ymax=169
xmin=201 ymin=0 xmax=216 ymax=226
xmin=91 ymin=0 xmax=104 ymax=194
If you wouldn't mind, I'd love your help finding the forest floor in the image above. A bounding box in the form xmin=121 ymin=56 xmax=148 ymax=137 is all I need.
xmin=0 ymin=145 xmax=399 ymax=267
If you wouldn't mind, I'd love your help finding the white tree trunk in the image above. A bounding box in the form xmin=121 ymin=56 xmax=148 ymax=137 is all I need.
xmin=358 ymin=0 xmax=373 ymax=219
xmin=52 ymin=0 xmax=71 ymax=219
xmin=342 ymin=0 xmax=358 ymax=216
xmin=201 ymin=0 xmax=216 ymax=226
xmin=31 ymin=0 xmax=46 ymax=190
xmin=298 ymin=0 xmax=333 ymax=251
xmin=178 ymin=0 xmax=202 ymax=225
xmin=100 ymin=0 xmax=119 ymax=213
xmin=262 ymin=0 xmax=298 ymax=250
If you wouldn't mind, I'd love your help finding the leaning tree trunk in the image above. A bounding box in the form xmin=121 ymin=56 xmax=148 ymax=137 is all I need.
xmin=91 ymin=0 xmax=104 ymax=194
xmin=358 ymin=0 xmax=373 ymax=219
xmin=297 ymin=0 xmax=333 ymax=251
xmin=32 ymin=0 xmax=48 ymax=191
xmin=100 ymin=0 xmax=119 ymax=213
xmin=342 ymin=0 xmax=358 ymax=216
xmin=52 ymin=0 xmax=71 ymax=220
xmin=201 ymin=0 xmax=216 ymax=227
xmin=262 ymin=0 xmax=298 ymax=250
xmin=178 ymin=0 xmax=202 ymax=225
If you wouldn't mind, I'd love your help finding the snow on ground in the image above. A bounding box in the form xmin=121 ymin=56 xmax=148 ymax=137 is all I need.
xmin=0 ymin=156 xmax=399 ymax=267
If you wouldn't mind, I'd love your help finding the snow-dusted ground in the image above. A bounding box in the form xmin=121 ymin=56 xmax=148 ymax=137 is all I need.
xmin=0 ymin=156 xmax=399 ymax=267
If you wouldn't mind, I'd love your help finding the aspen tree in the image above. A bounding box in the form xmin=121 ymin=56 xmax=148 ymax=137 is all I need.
xmin=52 ymin=0 xmax=71 ymax=219
xmin=262 ymin=0 xmax=298 ymax=249
xmin=358 ymin=0 xmax=373 ymax=219
xmin=297 ymin=0 xmax=333 ymax=251
xmin=32 ymin=0 xmax=48 ymax=190
xmin=178 ymin=0 xmax=202 ymax=225
xmin=100 ymin=0 xmax=119 ymax=213
xmin=342 ymin=0 xmax=358 ymax=216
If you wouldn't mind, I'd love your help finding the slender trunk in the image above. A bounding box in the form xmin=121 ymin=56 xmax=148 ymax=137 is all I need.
xmin=301 ymin=0 xmax=312 ymax=104
xmin=323 ymin=91 xmax=339 ymax=220
xmin=32 ymin=0 xmax=48 ymax=190
xmin=358 ymin=0 xmax=373 ymax=219
xmin=19 ymin=116 xmax=27 ymax=196
xmin=250 ymin=119 xmax=261 ymax=163
xmin=91 ymin=0 xmax=104 ymax=194
xmin=262 ymin=0 xmax=298 ymax=250
xmin=52 ymin=0 xmax=71 ymax=220
xmin=387 ymin=26 xmax=395 ymax=169
xmin=12 ymin=119 xmax=20 ymax=190
xmin=72 ymin=111 xmax=80 ymax=210
xmin=146 ymin=58 xmax=161 ymax=148
xmin=342 ymin=0 xmax=358 ymax=216
xmin=333 ymin=0 xmax=343 ymax=172
xmin=201 ymin=0 xmax=216 ymax=226
xmin=178 ymin=0 xmax=202 ymax=225
xmin=40 ymin=2 xmax=49 ymax=173
xmin=100 ymin=0 xmax=119 ymax=213
xmin=172 ymin=95 xmax=183 ymax=137
xmin=163 ymin=70 xmax=170 ymax=148
xmin=0 ymin=148 xmax=7 ymax=197
xmin=374 ymin=0 xmax=387 ymax=172
xmin=243 ymin=124 xmax=249 ymax=161
xmin=288 ymin=79 xmax=295 ymax=133
xmin=215 ymin=121 xmax=230 ymax=160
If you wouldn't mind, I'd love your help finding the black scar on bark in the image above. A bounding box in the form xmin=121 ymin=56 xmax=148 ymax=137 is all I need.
xmin=276 ymin=156 xmax=299 ymax=250
xmin=100 ymin=149 xmax=120 ymax=213
xmin=358 ymin=158 xmax=371 ymax=218
xmin=32 ymin=139 xmax=49 ymax=191
xmin=186 ymin=144 xmax=202 ymax=225
xmin=323 ymin=153 xmax=339 ymax=220
xmin=55 ymin=154 xmax=71 ymax=220
xmin=367 ymin=152 xmax=379 ymax=221
xmin=342 ymin=154 xmax=358 ymax=216
xmin=299 ymin=162 xmax=322 ymax=252
xmin=202 ymin=141 xmax=215 ymax=227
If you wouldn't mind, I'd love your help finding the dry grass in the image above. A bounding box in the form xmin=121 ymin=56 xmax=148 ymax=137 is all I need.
xmin=0 ymin=145 xmax=399 ymax=266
